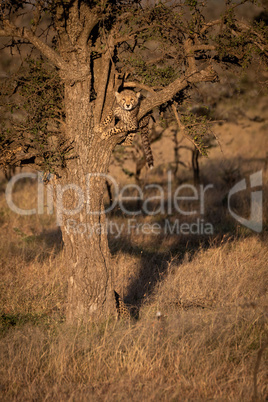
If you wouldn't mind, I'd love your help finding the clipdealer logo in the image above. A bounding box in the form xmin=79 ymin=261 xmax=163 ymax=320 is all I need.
xmin=5 ymin=170 xmax=263 ymax=234
xmin=228 ymin=170 xmax=263 ymax=233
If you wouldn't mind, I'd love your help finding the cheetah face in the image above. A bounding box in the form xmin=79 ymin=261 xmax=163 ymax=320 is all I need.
xmin=115 ymin=90 xmax=141 ymax=111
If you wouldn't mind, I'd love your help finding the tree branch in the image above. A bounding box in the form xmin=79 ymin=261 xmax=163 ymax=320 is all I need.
xmin=78 ymin=6 xmax=99 ymax=47
xmin=235 ymin=21 xmax=268 ymax=56
xmin=94 ymin=33 xmax=115 ymax=125
xmin=123 ymin=81 xmax=155 ymax=94
xmin=0 ymin=20 xmax=66 ymax=69
xmin=184 ymin=38 xmax=197 ymax=74
xmin=200 ymin=19 xmax=222 ymax=34
xmin=101 ymin=64 xmax=117 ymax=122
xmin=171 ymin=103 xmax=203 ymax=153
xmin=191 ymin=44 xmax=216 ymax=52
xmin=200 ymin=18 xmax=268 ymax=56
xmin=138 ymin=65 xmax=218 ymax=119
xmin=114 ymin=26 xmax=150 ymax=44
xmin=66 ymin=0 xmax=80 ymax=44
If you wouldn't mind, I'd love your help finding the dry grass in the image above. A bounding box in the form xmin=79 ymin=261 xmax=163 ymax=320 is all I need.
xmin=0 ymin=178 xmax=267 ymax=400
xmin=0 ymin=228 xmax=267 ymax=401
xmin=0 ymin=80 xmax=267 ymax=401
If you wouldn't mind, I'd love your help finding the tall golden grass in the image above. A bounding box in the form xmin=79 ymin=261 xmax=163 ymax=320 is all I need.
xmin=0 ymin=173 xmax=267 ymax=401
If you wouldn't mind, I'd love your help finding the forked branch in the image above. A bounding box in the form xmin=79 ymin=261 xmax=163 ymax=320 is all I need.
xmin=171 ymin=103 xmax=203 ymax=154
xmin=138 ymin=65 xmax=218 ymax=120
xmin=0 ymin=20 xmax=66 ymax=69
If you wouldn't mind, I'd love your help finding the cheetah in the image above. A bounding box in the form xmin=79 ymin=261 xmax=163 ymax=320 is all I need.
xmin=96 ymin=90 xmax=154 ymax=168
xmin=97 ymin=90 xmax=140 ymax=140
xmin=114 ymin=290 xmax=131 ymax=320
xmin=114 ymin=291 xmax=139 ymax=320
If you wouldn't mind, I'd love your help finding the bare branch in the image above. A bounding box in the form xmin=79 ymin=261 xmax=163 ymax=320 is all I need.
xmin=200 ymin=19 xmax=222 ymax=34
xmin=184 ymin=38 xmax=197 ymax=74
xmin=200 ymin=17 xmax=267 ymax=56
xmin=123 ymin=81 xmax=155 ymax=94
xmin=138 ymin=65 xmax=218 ymax=119
xmin=192 ymin=44 xmax=216 ymax=52
xmin=235 ymin=21 xmax=268 ymax=56
xmin=94 ymin=33 xmax=115 ymax=125
xmin=101 ymin=64 xmax=117 ymax=122
xmin=253 ymin=41 xmax=268 ymax=57
xmin=138 ymin=78 xmax=186 ymax=119
xmin=30 ymin=3 xmax=42 ymax=34
xmin=114 ymin=26 xmax=150 ymax=44
xmin=0 ymin=20 xmax=66 ymax=69
xmin=66 ymin=0 xmax=80 ymax=44
xmin=78 ymin=6 xmax=99 ymax=47
xmin=171 ymin=103 xmax=203 ymax=153
xmin=236 ymin=21 xmax=265 ymax=43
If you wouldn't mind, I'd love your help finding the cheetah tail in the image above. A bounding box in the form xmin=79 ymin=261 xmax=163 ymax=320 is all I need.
xmin=141 ymin=129 xmax=154 ymax=169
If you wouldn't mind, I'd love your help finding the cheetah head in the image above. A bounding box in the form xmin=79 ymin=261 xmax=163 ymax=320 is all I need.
xmin=115 ymin=90 xmax=141 ymax=111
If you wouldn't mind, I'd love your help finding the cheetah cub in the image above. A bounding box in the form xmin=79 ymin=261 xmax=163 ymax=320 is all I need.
xmin=97 ymin=90 xmax=140 ymax=141
xmin=97 ymin=89 xmax=154 ymax=168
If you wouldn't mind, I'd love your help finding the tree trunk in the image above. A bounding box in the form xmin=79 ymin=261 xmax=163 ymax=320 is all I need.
xmin=58 ymin=77 xmax=116 ymax=322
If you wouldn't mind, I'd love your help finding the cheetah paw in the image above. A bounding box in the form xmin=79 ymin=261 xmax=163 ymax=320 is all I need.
xmin=94 ymin=125 xmax=102 ymax=134
xmin=100 ymin=131 xmax=110 ymax=140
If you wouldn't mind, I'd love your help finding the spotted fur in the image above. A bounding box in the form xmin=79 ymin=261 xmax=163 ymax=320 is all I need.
xmin=100 ymin=90 xmax=141 ymax=139
xmin=98 ymin=90 xmax=154 ymax=168
xmin=114 ymin=290 xmax=131 ymax=320
xmin=139 ymin=114 xmax=154 ymax=169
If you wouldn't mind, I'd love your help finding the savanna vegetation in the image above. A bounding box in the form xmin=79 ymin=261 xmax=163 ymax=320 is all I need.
xmin=0 ymin=0 xmax=267 ymax=400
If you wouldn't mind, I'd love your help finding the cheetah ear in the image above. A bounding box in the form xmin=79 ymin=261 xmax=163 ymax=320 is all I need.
xmin=136 ymin=92 xmax=141 ymax=99
xmin=115 ymin=91 xmax=119 ymax=99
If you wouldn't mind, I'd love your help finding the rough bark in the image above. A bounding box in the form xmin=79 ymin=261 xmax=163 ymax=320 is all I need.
xmin=59 ymin=76 xmax=117 ymax=321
